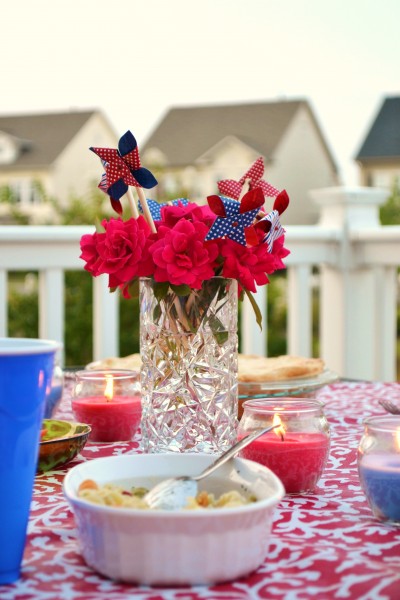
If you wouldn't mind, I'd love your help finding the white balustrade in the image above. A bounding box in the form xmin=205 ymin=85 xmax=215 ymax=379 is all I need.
xmin=0 ymin=187 xmax=399 ymax=380
xmin=309 ymin=187 xmax=399 ymax=381
xmin=0 ymin=225 xmax=119 ymax=362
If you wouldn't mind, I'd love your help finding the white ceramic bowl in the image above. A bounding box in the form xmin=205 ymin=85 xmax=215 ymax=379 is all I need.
xmin=63 ymin=453 xmax=284 ymax=586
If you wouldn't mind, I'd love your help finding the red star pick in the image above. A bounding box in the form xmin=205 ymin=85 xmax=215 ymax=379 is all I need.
xmin=218 ymin=157 xmax=280 ymax=200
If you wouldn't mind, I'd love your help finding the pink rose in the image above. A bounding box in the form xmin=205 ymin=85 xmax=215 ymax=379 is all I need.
xmin=150 ymin=219 xmax=219 ymax=288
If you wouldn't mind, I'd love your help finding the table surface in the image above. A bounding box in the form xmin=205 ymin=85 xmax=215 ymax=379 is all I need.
xmin=1 ymin=380 xmax=400 ymax=600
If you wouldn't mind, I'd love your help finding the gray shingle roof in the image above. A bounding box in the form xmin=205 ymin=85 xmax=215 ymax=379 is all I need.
xmin=0 ymin=110 xmax=96 ymax=170
xmin=143 ymin=99 xmax=336 ymax=169
xmin=355 ymin=97 xmax=400 ymax=161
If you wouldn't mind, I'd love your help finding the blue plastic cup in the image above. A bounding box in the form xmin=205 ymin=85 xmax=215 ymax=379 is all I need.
xmin=0 ymin=337 xmax=60 ymax=585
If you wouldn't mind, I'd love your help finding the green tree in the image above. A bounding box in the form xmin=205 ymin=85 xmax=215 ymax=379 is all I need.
xmin=0 ymin=185 xmax=30 ymax=224
xmin=380 ymin=179 xmax=400 ymax=225
xmin=6 ymin=182 xmax=142 ymax=366
xmin=50 ymin=186 xmax=111 ymax=225
xmin=8 ymin=282 xmax=38 ymax=337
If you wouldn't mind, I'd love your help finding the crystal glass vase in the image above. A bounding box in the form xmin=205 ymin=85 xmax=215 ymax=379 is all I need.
xmin=140 ymin=277 xmax=238 ymax=453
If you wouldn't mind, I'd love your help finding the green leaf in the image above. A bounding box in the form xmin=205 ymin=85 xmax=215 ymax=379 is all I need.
xmin=127 ymin=279 xmax=140 ymax=299
xmin=208 ymin=313 xmax=229 ymax=345
xmin=153 ymin=281 xmax=169 ymax=301
xmin=153 ymin=303 xmax=162 ymax=322
xmin=244 ymin=289 xmax=263 ymax=331
xmin=94 ymin=217 xmax=105 ymax=233
xmin=170 ymin=284 xmax=192 ymax=297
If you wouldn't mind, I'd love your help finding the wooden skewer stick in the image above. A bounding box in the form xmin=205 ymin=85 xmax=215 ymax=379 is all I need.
xmin=126 ymin=187 xmax=139 ymax=219
xmin=136 ymin=186 xmax=157 ymax=233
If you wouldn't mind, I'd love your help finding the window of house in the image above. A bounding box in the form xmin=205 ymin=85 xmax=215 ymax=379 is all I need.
xmin=164 ymin=174 xmax=178 ymax=195
xmin=373 ymin=171 xmax=391 ymax=188
xmin=10 ymin=178 xmax=38 ymax=205
xmin=10 ymin=181 xmax=22 ymax=203
xmin=0 ymin=134 xmax=18 ymax=164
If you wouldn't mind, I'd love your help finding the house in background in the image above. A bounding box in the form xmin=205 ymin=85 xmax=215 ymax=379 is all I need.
xmin=0 ymin=110 xmax=117 ymax=223
xmin=142 ymin=99 xmax=340 ymax=225
xmin=355 ymin=96 xmax=400 ymax=189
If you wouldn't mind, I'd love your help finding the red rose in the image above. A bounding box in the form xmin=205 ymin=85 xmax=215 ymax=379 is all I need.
xmin=160 ymin=202 xmax=215 ymax=229
xmin=271 ymin=235 xmax=290 ymax=268
xmin=80 ymin=231 xmax=104 ymax=277
xmin=150 ymin=219 xmax=219 ymax=289
xmin=80 ymin=216 xmax=153 ymax=287
xmin=221 ymin=236 xmax=288 ymax=293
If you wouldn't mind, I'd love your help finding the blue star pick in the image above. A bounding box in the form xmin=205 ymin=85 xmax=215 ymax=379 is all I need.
xmin=205 ymin=196 xmax=259 ymax=246
xmin=138 ymin=198 xmax=189 ymax=221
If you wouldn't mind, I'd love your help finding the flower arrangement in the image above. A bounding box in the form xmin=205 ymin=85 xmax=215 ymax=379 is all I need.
xmin=80 ymin=130 xmax=290 ymax=328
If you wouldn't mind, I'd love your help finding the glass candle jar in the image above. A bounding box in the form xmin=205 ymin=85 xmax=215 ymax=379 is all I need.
xmin=71 ymin=370 xmax=141 ymax=442
xmin=357 ymin=415 xmax=400 ymax=525
xmin=238 ymin=398 xmax=330 ymax=494
xmin=44 ymin=358 xmax=64 ymax=419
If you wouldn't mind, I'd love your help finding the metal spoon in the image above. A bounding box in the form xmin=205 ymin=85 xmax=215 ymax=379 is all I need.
xmin=144 ymin=424 xmax=279 ymax=510
xmin=378 ymin=399 xmax=400 ymax=415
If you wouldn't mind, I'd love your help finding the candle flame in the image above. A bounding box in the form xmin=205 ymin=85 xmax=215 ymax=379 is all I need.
xmin=104 ymin=374 xmax=114 ymax=401
xmin=272 ymin=413 xmax=286 ymax=441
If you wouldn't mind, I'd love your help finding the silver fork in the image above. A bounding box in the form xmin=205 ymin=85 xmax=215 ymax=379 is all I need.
xmin=378 ymin=399 xmax=400 ymax=415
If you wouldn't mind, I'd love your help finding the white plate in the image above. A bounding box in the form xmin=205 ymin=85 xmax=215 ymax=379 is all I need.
xmin=85 ymin=353 xmax=141 ymax=371
xmin=238 ymin=368 xmax=339 ymax=398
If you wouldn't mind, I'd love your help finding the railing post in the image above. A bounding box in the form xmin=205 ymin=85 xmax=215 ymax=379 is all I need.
xmin=373 ymin=265 xmax=398 ymax=381
xmin=287 ymin=264 xmax=313 ymax=357
xmin=39 ymin=269 xmax=65 ymax=362
xmin=310 ymin=187 xmax=391 ymax=380
xmin=93 ymin=275 xmax=119 ymax=360
xmin=241 ymin=287 xmax=267 ymax=356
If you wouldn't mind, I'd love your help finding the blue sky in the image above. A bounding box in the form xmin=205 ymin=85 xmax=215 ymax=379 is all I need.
xmin=2 ymin=0 xmax=400 ymax=184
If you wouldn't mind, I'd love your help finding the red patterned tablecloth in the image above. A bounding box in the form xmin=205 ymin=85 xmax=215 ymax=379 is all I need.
xmin=1 ymin=381 xmax=400 ymax=599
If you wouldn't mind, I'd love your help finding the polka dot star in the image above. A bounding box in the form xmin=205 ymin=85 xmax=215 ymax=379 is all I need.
xmin=91 ymin=131 xmax=157 ymax=201
xmin=218 ymin=157 xmax=280 ymax=200
xmin=205 ymin=196 xmax=260 ymax=246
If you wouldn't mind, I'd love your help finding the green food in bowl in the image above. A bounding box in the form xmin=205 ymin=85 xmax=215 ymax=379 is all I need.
xmin=38 ymin=419 xmax=91 ymax=472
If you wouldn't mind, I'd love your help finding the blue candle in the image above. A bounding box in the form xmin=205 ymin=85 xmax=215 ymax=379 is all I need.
xmin=358 ymin=454 xmax=400 ymax=523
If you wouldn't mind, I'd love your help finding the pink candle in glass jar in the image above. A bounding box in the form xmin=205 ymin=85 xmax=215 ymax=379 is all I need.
xmin=72 ymin=370 xmax=141 ymax=442
xmin=240 ymin=431 xmax=329 ymax=493
xmin=238 ymin=398 xmax=330 ymax=494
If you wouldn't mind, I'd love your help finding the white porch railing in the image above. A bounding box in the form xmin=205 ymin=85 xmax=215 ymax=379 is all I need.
xmin=0 ymin=187 xmax=399 ymax=381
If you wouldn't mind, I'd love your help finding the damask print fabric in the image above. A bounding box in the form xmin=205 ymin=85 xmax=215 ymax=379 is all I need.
xmin=1 ymin=380 xmax=400 ymax=599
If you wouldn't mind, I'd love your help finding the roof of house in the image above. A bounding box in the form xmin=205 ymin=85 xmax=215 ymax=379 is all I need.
xmin=143 ymin=99 xmax=337 ymax=171
xmin=0 ymin=110 xmax=96 ymax=170
xmin=355 ymin=97 xmax=400 ymax=161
